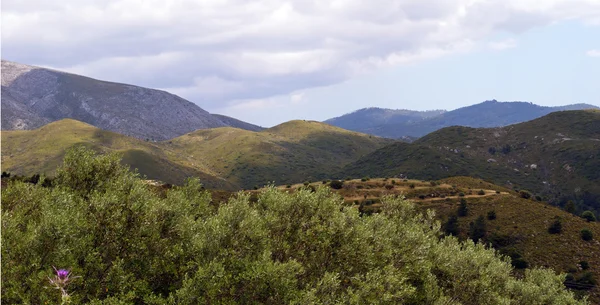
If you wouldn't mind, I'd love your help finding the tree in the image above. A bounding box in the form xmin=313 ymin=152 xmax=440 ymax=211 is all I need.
xmin=443 ymin=215 xmax=460 ymax=236
xmin=457 ymin=199 xmax=468 ymax=217
xmin=581 ymin=229 xmax=594 ymax=241
xmin=1 ymin=147 xmax=587 ymax=304
xmin=329 ymin=180 xmax=344 ymax=190
xmin=581 ymin=211 xmax=596 ymax=222
xmin=548 ymin=218 xmax=562 ymax=234
xmin=469 ymin=215 xmax=487 ymax=242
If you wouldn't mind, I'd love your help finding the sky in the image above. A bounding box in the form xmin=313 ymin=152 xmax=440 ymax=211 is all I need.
xmin=2 ymin=0 xmax=600 ymax=127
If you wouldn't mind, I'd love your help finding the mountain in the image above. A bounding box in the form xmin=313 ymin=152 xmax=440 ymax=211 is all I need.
xmin=211 ymin=114 xmax=264 ymax=132
xmin=1 ymin=119 xmax=393 ymax=189
xmin=1 ymin=60 xmax=259 ymax=140
xmin=0 ymin=119 xmax=237 ymax=189
xmin=326 ymin=100 xmax=599 ymax=139
xmin=324 ymin=107 xmax=445 ymax=133
xmin=340 ymin=110 xmax=600 ymax=216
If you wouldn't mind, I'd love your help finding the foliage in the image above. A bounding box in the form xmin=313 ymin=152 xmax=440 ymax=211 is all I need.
xmin=581 ymin=211 xmax=597 ymax=222
xmin=548 ymin=218 xmax=563 ymax=234
xmin=329 ymin=180 xmax=344 ymax=190
xmin=487 ymin=210 xmax=497 ymax=220
xmin=457 ymin=199 xmax=469 ymax=217
xmin=469 ymin=215 xmax=487 ymax=242
xmin=581 ymin=229 xmax=594 ymax=241
xmin=519 ymin=190 xmax=532 ymax=199
xmin=1 ymin=147 xmax=588 ymax=304
xmin=443 ymin=215 xmax=460 ymax=236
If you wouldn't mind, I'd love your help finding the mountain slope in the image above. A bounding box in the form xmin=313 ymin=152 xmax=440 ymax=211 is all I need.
xmin=324 ymin=107 xmax=445 ymax=133
xmin=0 ymin=60 xmax=260 ymax=140
xmin=327 ymin=100 xmax=598 ymax=139
xmin=2 ymin=119 xmax=393 ymax=189
xmin=168 ymin=120 xmax=394 ymax=188
xmin=0 ymin=119 xmax=236 ymax=189
xmin=341 ymin=110 xmax=600 ymax=215
xmin=211 ymin=114 xmax=264 ymax=132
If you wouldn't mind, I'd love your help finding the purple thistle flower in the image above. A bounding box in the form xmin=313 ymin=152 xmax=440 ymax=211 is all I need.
xmin=57 ymin=269 xmax=69 ymax=280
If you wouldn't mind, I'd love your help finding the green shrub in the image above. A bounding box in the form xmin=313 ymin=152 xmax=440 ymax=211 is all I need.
xmin=581 ymin=229 xmax=594 ymax=241
xmin=329 ymin=180 xmax=344 ymax=190
xmin=579 ymin=261 xmax=590 ymax=270
xmin=391 ymin=180 xmax=396 ymax=185
xmin=512 ymin=258 xmax=529 ymax=269
xmin=487 ymin=210 xmax=497 ymax=220
xmin=458 ymin=192 xmax=465 ymax=197
xmin=581 ymin=211 xmax=596 ymax=222
xmin=457 ymin=199 xmax=468 ymax=217
xmin=409 ymin=184 xmax=415 ymax=189
xmin=443 ymin=215 xmax=459 ymax=236
xmin=548 ymin=218 xmax=562 ymax=234
xmin=1 ymin=147 xmax=587 ymax=304
xmin=478 ymin=189 xmax=485 ymax=196
xmin=519 ymin=190 xmax=531 ymax=199
xmin=469 ymin=216 xmax=487 ymax=242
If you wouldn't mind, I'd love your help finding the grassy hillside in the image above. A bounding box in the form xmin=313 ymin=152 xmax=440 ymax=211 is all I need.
xmin=0 ymin=119 xmax=235 ymax=189
xmin=341 ymin=110 xmax=600 ymax=216
xmin=256 ymin=177 xmax=600 ymax=302
xmin=2 ymin=119 xmax=393 ymax=190
xmin=168 ymin=120 xmax=393 ymax=188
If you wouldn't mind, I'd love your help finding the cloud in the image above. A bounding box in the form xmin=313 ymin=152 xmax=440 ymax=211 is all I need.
xmin=3 ymin=0 xmax=600 ymax=109
xmin=586 ymin=49 xmax=600 ymax=57
xmin=290 ymin=92 xmax=306 ymax=104
xmin=487 ymin=38 xmax=518 ymax=51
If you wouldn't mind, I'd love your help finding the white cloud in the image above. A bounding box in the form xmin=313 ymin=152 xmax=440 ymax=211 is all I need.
xmin=3 ymin=0 xmax=600 ymax=109
xmin=290 ymin=92 xmax=306 ymax=104
xmin=586 ymin=49 xmax=600 ymax=57
xmin=488 ymin=38 xmax=518 ymax=51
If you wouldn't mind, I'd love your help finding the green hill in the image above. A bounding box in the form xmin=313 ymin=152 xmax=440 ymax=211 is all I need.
xmin=1 ymin=119 xmax=393 ymax=189
xmin=0 ymin=119 xmax=235 ymax=189
xmin=262 ymin=177 xmax=600 ymax=301
xmin=340 ymin=110 xmax=600 ymax=216
xmin=168 ymin=120 xmax=393 ymax=188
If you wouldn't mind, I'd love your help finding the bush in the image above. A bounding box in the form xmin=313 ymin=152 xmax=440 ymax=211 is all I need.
xmin=361 ymin=176 xmax=370 ymax=182
xmin=329 ymin=180 xmax=344 ymax=190
xmin=391 ymin=180 xmax=396 ymax=185
xmin=519 ymin=190 xmax=531 ymax=199
xmin=581 ymin=211 xmax=596 ymax=222
xmin=384 ymin=184 xmax=394 ymax=190
xmin=581 ymin=229 xmax=593 ymax=241
xmin=0 ymin=147 xmax=586 ymax=304
xmin=286 ymin=184 xmax=292 ymax=188
xmin=409 ymin=183 xmax=415 ymax=189
xmin=495 ymin=190 xmax=500 ymax=194
xmin=512 ymin=258 xmax=529 ymax=269
xmin=458 ymin=192 xmax=465 ymax=197
xmin=487 ymin=210 xmax=497 ymax=220
xmin=579 ymin=261 xmax=590 ymax=270
xmin=548 ymin=218 xmax=562 ymax=234
xmin=469 ymin=216 xmax=487 ymax=242
xmin=418 ymin=195 xmax=426 ymax=200
xmin=443 ymin=215 xmax=459 ymax=236
xmin=457 ymin=199 xmax=468 ymax=217
xmin=478 ymin=189 xmax=485 ymax=196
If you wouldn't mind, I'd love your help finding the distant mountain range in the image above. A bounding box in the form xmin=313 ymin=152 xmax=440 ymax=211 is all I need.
xmin=1 ymin=60 xmax=262 ymax=140
xmin=325 ymin=101 xmax=599 ymax=139
xmin=340 ymin=109 xmax=600 ymax=216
